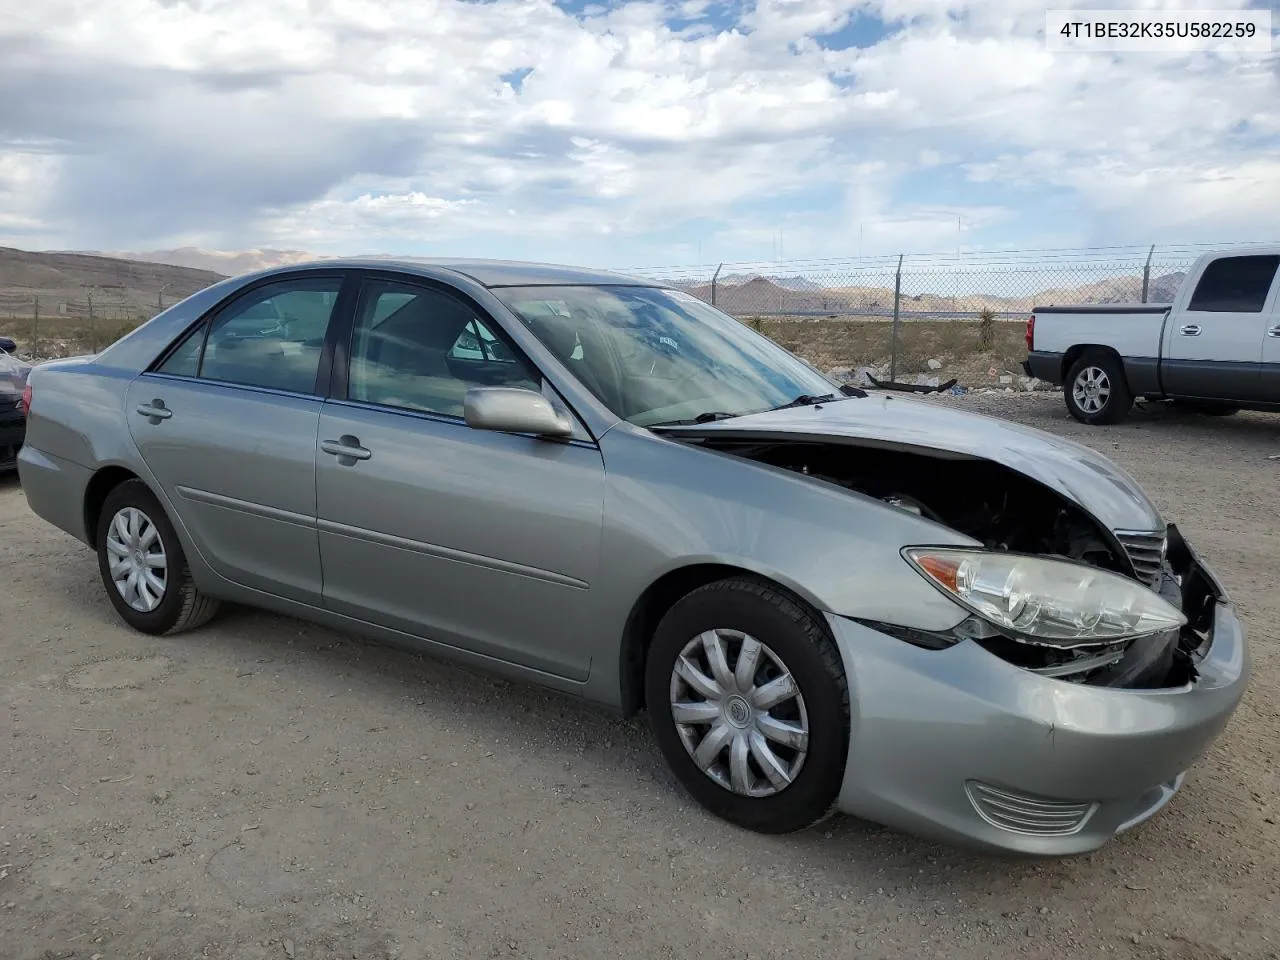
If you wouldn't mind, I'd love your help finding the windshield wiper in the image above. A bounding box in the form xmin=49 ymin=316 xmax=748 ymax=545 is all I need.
xmin=648 ymin=411 xmax=740 ymax=427
xmin=768 ymin=386 xmax=867 ymax=412
xmin=778 ymin=393 xmax=834 ymax=409
xmin=768 ymin=392 xmax=836 ymax=411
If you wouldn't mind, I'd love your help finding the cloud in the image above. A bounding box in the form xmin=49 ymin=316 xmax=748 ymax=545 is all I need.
xmin=0 ymin=0 xmax=1277 ymax=265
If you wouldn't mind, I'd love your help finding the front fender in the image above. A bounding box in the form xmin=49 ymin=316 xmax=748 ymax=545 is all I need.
xmin=597 ymin=426 xmax=972 ymax=614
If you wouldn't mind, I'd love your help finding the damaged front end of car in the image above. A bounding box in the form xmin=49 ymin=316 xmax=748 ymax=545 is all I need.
xmin=880 ymin=535 xmax=1215 ymax=691
xmin=674 ymin=435 xmax=1222 ymax=691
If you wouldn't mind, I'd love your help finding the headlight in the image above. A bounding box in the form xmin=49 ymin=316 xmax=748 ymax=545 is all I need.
xmin=903 ymin=547 xmax=1186 ymax=648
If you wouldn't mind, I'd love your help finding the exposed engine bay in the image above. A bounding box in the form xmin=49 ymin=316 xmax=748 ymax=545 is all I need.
xmin=683 ymin=437 xmax=1215 ymax=690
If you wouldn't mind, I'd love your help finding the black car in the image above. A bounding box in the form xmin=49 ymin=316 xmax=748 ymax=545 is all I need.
xmin=0 ymin=337 xmax=29 ymax=471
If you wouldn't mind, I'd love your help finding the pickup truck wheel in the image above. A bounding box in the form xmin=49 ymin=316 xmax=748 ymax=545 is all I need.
xmin=1065 ymin=353 xmax=1133 ymax=425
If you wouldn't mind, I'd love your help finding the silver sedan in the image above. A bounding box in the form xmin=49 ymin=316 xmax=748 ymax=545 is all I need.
xmin=18 ymin=259 xmax=1248 ymax=855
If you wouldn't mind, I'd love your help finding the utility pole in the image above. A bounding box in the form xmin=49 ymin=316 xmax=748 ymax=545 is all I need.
xmin=1141 ymin=244 xmax=1156 ymax=303
xmin=889 ymin=254 xmax=904 ymax=382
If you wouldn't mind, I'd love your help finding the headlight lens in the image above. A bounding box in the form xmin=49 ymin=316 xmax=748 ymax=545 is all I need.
xmin=903 ymin=547 xmax=1186 ymax=648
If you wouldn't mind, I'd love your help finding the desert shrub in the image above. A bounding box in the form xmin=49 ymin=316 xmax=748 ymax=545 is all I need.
xmin=977 ymin=307 xmax=996 ymax=350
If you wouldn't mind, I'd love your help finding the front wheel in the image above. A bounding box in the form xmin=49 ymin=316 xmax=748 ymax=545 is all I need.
xmin=96 ymin=479 xmax=220 ymax=635
xmin=1064 ymin=352 xmax=1133 ymax=425
xmin=645 ymin=577 xmax=850 ymax=834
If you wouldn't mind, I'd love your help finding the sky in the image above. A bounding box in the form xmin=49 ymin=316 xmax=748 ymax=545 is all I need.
xmin=1 ymin=0 xmax=1278 ymax=270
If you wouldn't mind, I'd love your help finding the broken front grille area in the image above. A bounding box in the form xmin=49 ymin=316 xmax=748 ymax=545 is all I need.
xmin=972 ymin=525 xmax=1213 ymax=689
xmin=1114 ymin=529 xmax=1167 ymax=589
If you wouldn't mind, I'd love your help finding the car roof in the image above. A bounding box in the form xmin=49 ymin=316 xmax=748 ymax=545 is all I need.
xmin=275 ymin=257 xmax=660 ymax=289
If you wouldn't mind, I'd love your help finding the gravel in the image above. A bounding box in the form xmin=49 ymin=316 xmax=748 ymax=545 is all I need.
xmin=1 ymin=392 xmax=1277 ymax=959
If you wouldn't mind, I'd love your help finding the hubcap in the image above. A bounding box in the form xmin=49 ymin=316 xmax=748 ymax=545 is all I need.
xmin=105 ymin=507 xmax=168 ymax=613
xmin=1072 ymin=366 xmax=1111 ymax=414
xmin=668 ymin=629 xmax=810 ymax=798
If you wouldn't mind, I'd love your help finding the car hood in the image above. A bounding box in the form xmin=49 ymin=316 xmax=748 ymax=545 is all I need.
xmin=669 ymin=393 xmax=1164 ymax=532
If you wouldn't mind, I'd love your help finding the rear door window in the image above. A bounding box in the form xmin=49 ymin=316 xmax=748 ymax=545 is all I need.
xmin=156 ymin=277 xmax=343 ymax=393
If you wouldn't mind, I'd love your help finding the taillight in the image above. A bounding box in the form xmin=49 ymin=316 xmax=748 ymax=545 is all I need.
xmin=1024 ymin=314 xmax=1035 ymax=351
xmin=20 ymin=383 xmax=31 ymax=416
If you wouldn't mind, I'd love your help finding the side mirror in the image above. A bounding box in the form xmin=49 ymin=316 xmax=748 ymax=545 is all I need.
xmin=464 ymin=386 xmax=573 ymax=439
xmin=0 ymin=336 xmax=15 ymax=353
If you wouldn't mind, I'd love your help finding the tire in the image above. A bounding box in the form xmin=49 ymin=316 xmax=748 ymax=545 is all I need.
xmin=96 ymin=479 xmax=220 ymax=635
xmin=1173 ymin=400 xmax=1240 ymax=417
xmin=1064 ymin=351 xmax=1133 ymax=425
xmin=644 ymin=577 xmax=850 ymax=834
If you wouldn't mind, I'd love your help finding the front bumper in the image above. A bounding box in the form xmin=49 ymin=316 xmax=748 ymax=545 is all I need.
xmin=827 ymin=550 xmax=1249 ymax=856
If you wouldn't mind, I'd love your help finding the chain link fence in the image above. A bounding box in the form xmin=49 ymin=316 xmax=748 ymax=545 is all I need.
xmin=625 ymin=242 xmax=1255 ymax=387
xmin=627 ymin=244 xmax=1211 ymax=319
xmin=0 ymin=291 xmax=182 ymax=360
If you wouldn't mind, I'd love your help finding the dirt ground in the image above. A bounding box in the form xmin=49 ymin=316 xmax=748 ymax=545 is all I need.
xmin=756 ymin=316 xmax=1031 ymax=387
xmin=1 ymin=393 xmax=1277 ymax=960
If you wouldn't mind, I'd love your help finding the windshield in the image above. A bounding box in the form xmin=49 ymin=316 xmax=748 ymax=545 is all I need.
xmin=493 ymin=285 xmax=838 ymax=426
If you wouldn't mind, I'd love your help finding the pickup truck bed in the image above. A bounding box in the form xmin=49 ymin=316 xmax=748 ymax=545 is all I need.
xmin=1025 ymin=303 xmax=1172 ymax=401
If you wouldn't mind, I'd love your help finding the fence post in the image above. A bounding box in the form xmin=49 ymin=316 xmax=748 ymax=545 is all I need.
xmin=889 ymin=254 xmax=904 ymax=382
xmin=711 ymin=263 xmax=723 ymax=307
xmin=88 ymin=290 xmax=96 ymax=353
xmin=32 ymin=295 xmax=39 ymax=359
xmin=1141 ymin=244 xmax=1155 ymax=303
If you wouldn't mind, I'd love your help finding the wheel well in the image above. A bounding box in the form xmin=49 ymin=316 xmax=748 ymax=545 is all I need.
xmin=83 ymin=466 xmax=141 ymax=543
xmin=1062 ymin=343 xmax=1122 ymax=383
xmin=617 ymin=563 xmax=818 ymax=717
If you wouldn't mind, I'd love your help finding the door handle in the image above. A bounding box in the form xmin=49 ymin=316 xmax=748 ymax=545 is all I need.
xmin=135 ymin=399 xmax=172 ymax=421
xmin=320 ymin=436 xmax=372 ymax=461
xmin=1179 ymin=324 xmax=1202 ymax=337
xmin=1268 ymin=326 xmax=1280 ymax=338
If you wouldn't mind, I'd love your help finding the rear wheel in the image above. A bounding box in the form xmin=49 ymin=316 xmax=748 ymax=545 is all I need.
xmin=645 ymin=577 xmax=849 ymax=834
xmin=1064 ymin=352 xmax=1133 ymax=425
xmin=96 ymin=479 xmax=220 ymax=635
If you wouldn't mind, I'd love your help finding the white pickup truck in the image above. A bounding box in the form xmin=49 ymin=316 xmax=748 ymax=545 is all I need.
xmin=1024 ymin=247 xmax=1280 ymax=424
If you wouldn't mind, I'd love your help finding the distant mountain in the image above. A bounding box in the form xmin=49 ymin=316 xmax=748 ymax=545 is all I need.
xmin=0 ymin=247 xmax=225 ymax=314
xmin=1147 ymin=272 xmax=1185 ymax=303
xmin=715 ymin=273 xmax=824 ymax=292
xmin=671 ymin=269 xmax=1191 ymax=316
xmin=89 ymin=247 xmax=324 ymax=277
xmin=1033 ymin=271 xmax=1185 ymax=306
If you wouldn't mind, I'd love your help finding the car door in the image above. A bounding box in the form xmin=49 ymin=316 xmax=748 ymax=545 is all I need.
xmin=315 ymin=274 xmax=605 ymax=682
xmin=1260 ymin=292 xmax=1280 ymax=404
xmin=1162 ymin=254 xmax=1278 ymax=402
xmin=126 ymin=272 xmax=351 ymax=604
